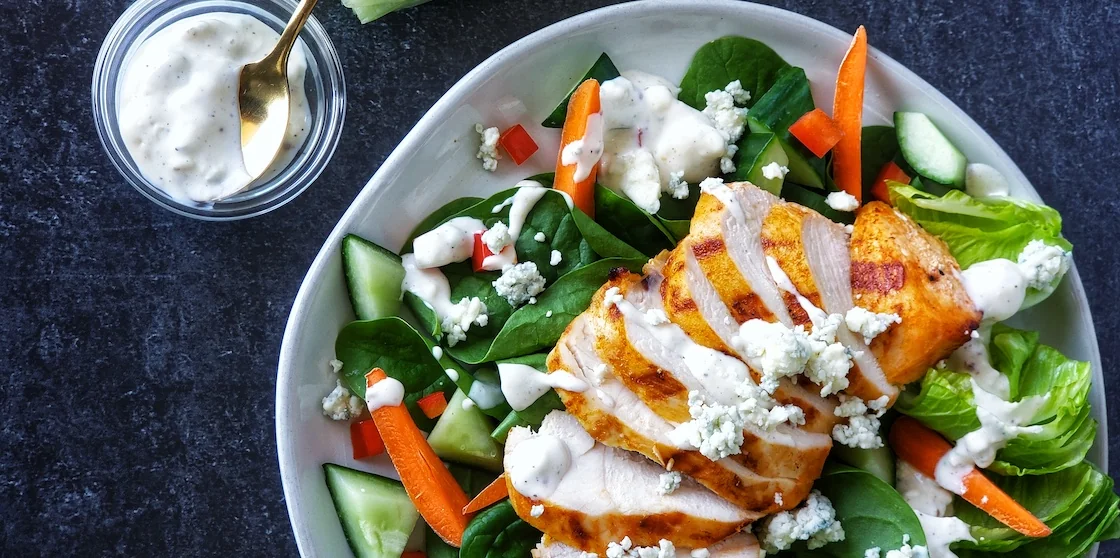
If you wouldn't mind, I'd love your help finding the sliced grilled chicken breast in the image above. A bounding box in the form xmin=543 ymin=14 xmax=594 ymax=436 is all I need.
xmin=759 ymin=202 xmax=819 ymax=326
xmin=658 ymin=243 xmax=838 ymax=434
xmin=801 ymin=212 xmax=899 ymax=402
xmin=505 ymin=411 xmax=753 ymax=553
xmin=549 ymin=312 xmax=807 ymax=513
xmin=688 ymin=181 xmax=791 ymax=326
xmin=849 ymin=202 xmax=981 ymax=385
xmin=536 ymin=532 xmax=761 ymax=558
xmin=594 ymin=272 xmax=832 ymax=482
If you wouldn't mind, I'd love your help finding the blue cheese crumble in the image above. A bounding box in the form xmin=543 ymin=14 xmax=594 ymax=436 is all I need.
xmin=442 ymin=297 xmax=489 ymax=347
xmin=606 ymin=537 xmax=676 ymax=558
xmin=1017 ymin=239 xmax=1071 ymax=291
xmin=322 ymin=380 xmax=365 ymax=421
xmin=493 ymin=262 xmax=546 ymax=307
xmin=658 ymin=471 xmax=682 ymax=495
xmin=475 ymin=123 xmax=501 ymax=172
xmin=845 ymin=306 xmax=902 ymax=344
xmin=758 ymin=489 xmax=845 ymax=552
xmin=481 ymin=221 xmax=512 ymax=254
xmin=832 ymin=394 xmax=890 ymax=449
xmin=702 ymin=81 xmax=750 ymax=174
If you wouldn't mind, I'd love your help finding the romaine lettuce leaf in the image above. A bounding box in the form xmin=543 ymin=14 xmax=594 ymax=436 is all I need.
xmin=895 ymin=324 xmax=1095 ymax=476
xmin=888 ymin=184 xmax=1071 ymax=308
xmin=952 ymin=462 xmax=1120 ymax=556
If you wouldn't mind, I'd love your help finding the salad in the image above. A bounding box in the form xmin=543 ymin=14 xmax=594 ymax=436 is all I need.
xmin=314 ymin=26 xmax=1118 ymax=558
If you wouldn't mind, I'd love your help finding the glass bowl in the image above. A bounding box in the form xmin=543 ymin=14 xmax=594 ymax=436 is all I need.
xmin=92 ymin=0 xmax=345 ymax=221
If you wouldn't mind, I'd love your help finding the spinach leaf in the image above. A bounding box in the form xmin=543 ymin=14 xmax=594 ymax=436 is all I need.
xmin=461 ymin=500 xmax=541 ymax=558
xmin=448 ymin=257 xmax=647 ymax=364
xmin=528 ymin=173 xmax=648 ymax=259
xmin=659 ymin=217 xmax=691 ymax=242
xmin=678 ymin=36 xmax=791 ymax=110
xmin=809 ymin=463 xmax=926 ymax=557
xmin=334 ymin=317 xmax=457 ymax=431
xmin=542 ymin=53 xmax=621 ymax=128
xmin=403 ymin=196 xmax=484 ymax=253
xmin=861 ymin=126 xmax=902 ymax=199
xmin=594 ymin=185 xmax=676 ymax=257
xmin=656 ymin=181 xmax=701 ymax=224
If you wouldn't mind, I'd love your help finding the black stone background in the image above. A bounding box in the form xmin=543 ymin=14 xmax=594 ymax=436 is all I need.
xmin=2 ymin=0 xmax=1118 ymax=555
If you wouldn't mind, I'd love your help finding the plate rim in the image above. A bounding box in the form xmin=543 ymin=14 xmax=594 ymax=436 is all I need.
xmin=276 ymin=1 xmax=1107 ymax=555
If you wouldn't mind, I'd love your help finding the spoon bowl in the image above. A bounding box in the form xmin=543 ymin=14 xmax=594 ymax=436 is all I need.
xmin=238 ymin=0 xmax=318 ymax=181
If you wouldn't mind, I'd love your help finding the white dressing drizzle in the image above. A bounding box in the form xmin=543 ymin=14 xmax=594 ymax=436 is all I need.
xmin=364 ymin=376 xmax=405 ymax=411
xmin=506 ymin=433 xmax=573 ymax=500
xmin=498 ymin=363 xmax=588 ymax=412
xmin=896 ymin=460 xmax=976 ymax=558
xmin=766 ymin=256 xmax=828 ymax=326
xmin=401 ymin=254 xmax=456 ymax=316
xmin=560 ymin=112 xmax=604 ymax=183
xmin=467 ymin=378 xmax=505 ymax=411
xmin=412 ymin=217 xmax=486 ymax=269
xmin=483 ymin=181 xmax=549 ymax=270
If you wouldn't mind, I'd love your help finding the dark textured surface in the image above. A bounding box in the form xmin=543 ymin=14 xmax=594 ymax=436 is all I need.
xmin=1 ymin=0 xmax=1117 ymax=555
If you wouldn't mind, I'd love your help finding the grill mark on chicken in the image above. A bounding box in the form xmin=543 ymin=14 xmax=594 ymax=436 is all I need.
xmin=608 ymin=266 xmax=631 ymax=281
xmin=691 ymin=236 xmax=724 ymax=259
xmin=851 ymin=261 xmax=905 ymax=293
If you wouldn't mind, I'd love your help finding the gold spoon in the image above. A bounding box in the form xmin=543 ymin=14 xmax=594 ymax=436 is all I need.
xmin=237 ymin=0 xmax=319 ymax=181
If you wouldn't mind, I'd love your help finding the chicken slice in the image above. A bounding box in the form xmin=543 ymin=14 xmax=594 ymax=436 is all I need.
xmin=505 ymin=411 xmax=753 ymax=553
xmin=658 ymin=243 xmax=838 ymax=435
xmin=595 ymin=272 xmax=832 ymax=482
xmin=849 ymin=202 xmax=981 ymax=385
xmin=801 ymin=212 xmax=899 ymax=402
xmin=549 ymin=312 xmax=808 ymax=513
xmin=688 ymin=181 xmax=791 ymax=326
xmin=536 ymin=532 xmax=761 ymax=558
xmin=759 ymin=202 xmax=819 ymax=326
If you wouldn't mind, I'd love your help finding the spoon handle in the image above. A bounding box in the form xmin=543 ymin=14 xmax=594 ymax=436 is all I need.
xmin=269 ymin=0 xmax=319 ymax=72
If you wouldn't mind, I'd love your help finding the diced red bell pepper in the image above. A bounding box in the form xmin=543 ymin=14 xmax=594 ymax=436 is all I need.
xmin=417 ymin=392 xmax=449 ymax=420
xmin=789 ymin=108 xmax=845 ymax=158
xmin=498 ymin=124 xmax=539 ymax=165
xmin=871 ymin=161 xmax=911 ymax=203
xmin=350 ymin=419 xmax=385 ymax=460
xmin=472 ymin=232 xmax=494 ymax=272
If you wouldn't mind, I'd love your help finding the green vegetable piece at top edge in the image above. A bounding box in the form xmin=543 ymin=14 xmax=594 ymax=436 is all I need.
xmin=730 ymin=132 xmax=788 ymax=195
xmin=541 ymin=53 xmax=620 ymax=128
xmin=341 ymin=234 xmax=405 ymax=321
xmin=344 ymin=0 xmax=432 ymax=25
xmin=894 ymin=111 xmax=968 ymax=188
xmin=678 ymin=35 xmax=791 ymax=111
xmin=745 ymin=66 xmax=827 ymax=188
xmin=322 ymin=463 xmax=420 ymax=558
xmin=427 ymin=389 xmax=504 ymax=472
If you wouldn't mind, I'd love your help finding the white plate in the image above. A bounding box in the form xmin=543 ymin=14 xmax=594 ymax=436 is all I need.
xmin=276 ymin=1 xmax=1107 ymax=556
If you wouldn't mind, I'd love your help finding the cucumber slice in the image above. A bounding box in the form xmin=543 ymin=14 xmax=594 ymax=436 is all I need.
xmin=427 ymin=389 xmax=503 ymax=472
xmin=322 ymin=463 xmax=419 ymax=558
xmin=541 ymin=53 xmax=620 ymax=128
xmin=745 ymin=67 xmax=826 ymax=189
xmin=831 ymin=444 xmax=896 ymax=485
xmin=342 ymin=234 xmax=405 ymax=320
xmin=894 ymin=112 xmax=967 ymax=188
xmin=734 ymin=133 xmax=789 ymax=195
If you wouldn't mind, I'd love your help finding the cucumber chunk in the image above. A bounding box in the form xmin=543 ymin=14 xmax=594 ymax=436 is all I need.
xmin=341 ymin=234 xmax=405 ymax=320
xmin=745 ymin=66 xmax=826 ymax=188
xmin=894 ymin=112 xmax=967 ymax=188
xmin=831 ymin=444 xmax=896 ymax=485
xmin=541 ymin=53 xmax=620 ymax=128
xmin=734 ymin=133 xmax=789 ymax=195
xmin=427 ymin=389 xmax=503 ymax=472
xmin=322 ymin=463 xmax=419 ymax=558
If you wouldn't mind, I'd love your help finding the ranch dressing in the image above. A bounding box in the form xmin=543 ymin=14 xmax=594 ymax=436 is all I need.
xmin=118 ymin=13 xmax=311 ymax=203
xmin=412 ymin=217 xmax=486 ymax=269
xmin=896 ymin=461 xmax=976 ymax=558
xmin=364 ymin=376 xmax=405 ymax=411
xmin=497 ymin=363 xmax=588 ymax=412
xmin=401 ymin=254 xmax=457 ymax=317
xmin=506 ymin=434 xmax=572 ymax=500
xmin=560 ymin=113 xmax=604 ymax=183
xmin=598 ymin=73 xmax=728 ymax=213
xmin=483 ymin=181 xmax=551 ymax=270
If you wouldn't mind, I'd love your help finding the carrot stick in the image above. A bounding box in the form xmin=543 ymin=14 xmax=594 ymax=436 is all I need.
xmin=870 ymin=161 xmax=910 ymax=203
xmin=832 ymin=26 xmax=868 ymax=204
xmin=890 ymin=417 xmax=1051 ymax=538
xmin=462 ymin=473 xmax=509 ymax=514
xmin=366 ymin=369 xmax=472 ymax=546
xmin=554 ymin=79 xmax=601 ymax=218
xmin=789 ymin=108 xmax=844 ymax=158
